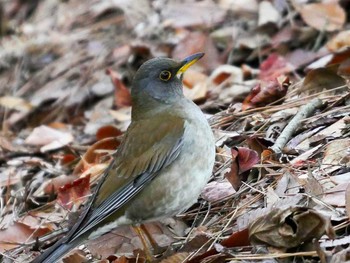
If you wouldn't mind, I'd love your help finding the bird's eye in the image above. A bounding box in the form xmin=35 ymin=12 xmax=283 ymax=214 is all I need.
xmin=159 ymin=70 xmax=172 ymax=81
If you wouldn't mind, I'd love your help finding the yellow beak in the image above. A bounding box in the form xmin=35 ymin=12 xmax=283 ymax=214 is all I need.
xmin=177 ymin=53 xmax=204 ymax=74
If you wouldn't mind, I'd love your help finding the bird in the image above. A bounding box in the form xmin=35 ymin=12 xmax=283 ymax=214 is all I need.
xmin=32 ymin=53 xmax=215 ymax=263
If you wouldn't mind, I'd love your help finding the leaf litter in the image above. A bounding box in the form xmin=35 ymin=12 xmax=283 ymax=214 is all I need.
xmin=0 ymin=0 xmax=350 ymax=262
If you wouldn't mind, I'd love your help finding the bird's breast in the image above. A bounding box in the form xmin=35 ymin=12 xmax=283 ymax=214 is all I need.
xmin=125 ymin=106 xmax=215 ymax=222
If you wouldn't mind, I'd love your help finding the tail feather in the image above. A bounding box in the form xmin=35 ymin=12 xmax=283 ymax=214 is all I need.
xmin=31 ymin=238 xmax=80 ymax=263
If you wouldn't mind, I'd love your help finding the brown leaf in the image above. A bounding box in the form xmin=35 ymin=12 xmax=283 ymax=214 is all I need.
xmin=187 ymin=228 xmax=250 ymax=263
xmin=160 ymin=252 xmax=190 ymax=263
xmin=299 ymin=3 xmax=346 ymax=32
xmin=302 ymin=65 xmax=346 ymax=93
xmin=249 ymin=207 xmax=335 ymax=249
xmin=327 ymin=30 xmax=350 ymax=52
xmin=225 ymin=148 xmax=240 ymax=190
xmin=338 ymin=58 xmax=350 ymax=80
xmin=209 ymin=64 xmax=243 ymax=85
xmin=172 ymin=31 xmax=220 ymax=72
xmin=0 ymin=221 xmax=50 ymax=252
xmin=73 ymin=137 xmax=120 ymax=176
xmin=62 ymin=250 xmax=88 ymax=263
xmin=106 ymin=68 xmax=132 ymax=108
xmin=346 ymin=184 xmax=350 ymax=218
xmin=322 ymin=139 xmax=350 ymax=173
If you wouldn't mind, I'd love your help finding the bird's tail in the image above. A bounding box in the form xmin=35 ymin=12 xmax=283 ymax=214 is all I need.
xmin=31 ymin=237 xmax=80 ymax=263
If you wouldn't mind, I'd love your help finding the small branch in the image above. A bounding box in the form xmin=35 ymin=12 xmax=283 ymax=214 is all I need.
xmin=270 ymin=98 xmax=323 ymax=154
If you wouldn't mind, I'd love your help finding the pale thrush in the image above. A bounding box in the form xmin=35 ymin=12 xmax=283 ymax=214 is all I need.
xmin=33 ymin=53 xmax=215 ymax=263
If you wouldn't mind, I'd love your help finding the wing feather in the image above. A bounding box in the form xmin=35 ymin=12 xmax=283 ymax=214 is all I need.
xmin=67 ymin=115 xmax=186 ymax=242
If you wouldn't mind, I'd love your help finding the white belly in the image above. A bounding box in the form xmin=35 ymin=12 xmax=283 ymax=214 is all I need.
xmin=125 ymin=117 xmax=215 ymax=221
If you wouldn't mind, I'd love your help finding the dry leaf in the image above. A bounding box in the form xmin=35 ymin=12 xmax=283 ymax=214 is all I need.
xmin=57 ymin=175 xmax=91 ymax=210
xmin=0 ymin=96 xmax=33 ymax=112
xmin=249 ymin=207 xmax=335 ymax=249
xmin=96 ymin=125 xmax=122 ymax=141
xmin=0 ymin=221 xmax=50 ymax=252
xmin=209 ymin=64 xmax=243 ymax=85
xmin=242 ymin=77 xmax=290 ymax=110
xmin=225 ymin=147 xmax=259 ymax=191
xmin=172 ymin=31 xmax=220 ymax=72
xmin=201 ymin=180 xmax=235 ymax=202
xmin=299 ymin=3 xmax=346 ymax=32
xmin=160 ymin=252 xmax=190 ymax=263
xmin=302 ymin=65 xmax=346 ymax=93
xmin=258 ymin=1 xmax=280 ymax=26
xmin=25 ymin=125 xmax=74 ymax=152
xmin=106 ymin=68 xmax=132 ymax=108
xmin=161 ymin=1 xmax=226 ymax=28
xmin=259 ymin=54 xmax=294 ymax=81
xmin=321 ymin=139 xmax=350 ymax=173
xmin=73 ymin=137 xmax=120 ymax=175
xmin=327 ymin=30 xmax=350 ymax=52
xmin=346 ymin=184 xmax=350 ymax=218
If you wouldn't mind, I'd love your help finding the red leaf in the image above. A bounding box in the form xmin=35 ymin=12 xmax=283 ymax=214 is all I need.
xmin=236 ymin=147 xmax=260 ymax=174
xmin=242 ymin=77 xmax=289 ymax=110
xmin=259 ymin=53 xmax=294 ymax=81
xmin=225 ymin=147 xmax=260 ymax=191
xmin=225 ymin=148 xmax=240 ymax=191
xmin=57 ymin=175 xmax=91 ymax=210
xmin=187 ymin=228 xmax=250 ymax=263
xmin=96 ymin=125 xmax=122 ymax=141
xmin=106 ymin=68 xmax=132 ymax=108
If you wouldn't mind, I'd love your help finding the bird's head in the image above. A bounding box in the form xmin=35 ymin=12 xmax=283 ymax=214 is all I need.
xmin=131 ymin=53 xmax=204 ymax=113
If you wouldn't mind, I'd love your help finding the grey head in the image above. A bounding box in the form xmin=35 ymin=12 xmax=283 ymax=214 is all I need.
xmin=131 ymin=53 xmax=204 ymax=118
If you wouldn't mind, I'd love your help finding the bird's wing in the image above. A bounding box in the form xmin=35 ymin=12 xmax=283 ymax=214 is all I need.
xmin=68 ymin=114 xmax=186 ymax=242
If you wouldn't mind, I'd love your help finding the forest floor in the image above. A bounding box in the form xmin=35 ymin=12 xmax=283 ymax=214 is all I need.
xmin=0 ymin=0 xmax=350 ymax=262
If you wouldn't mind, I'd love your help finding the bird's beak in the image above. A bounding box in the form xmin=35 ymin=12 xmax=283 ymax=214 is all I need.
xmin=177 ymin=53 xmax=204 ymax=74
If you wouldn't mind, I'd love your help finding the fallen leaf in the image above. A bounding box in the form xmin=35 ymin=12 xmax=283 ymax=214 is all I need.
xmin=0 ymin=96 xmax=33 ymax=112
xmin=160 ymin=252 xmax=190 ymax=263
xmin=73 ymin=137 xmax=120 ymax=175
xmin=259 ymin=54 xmax=294 ymax=81
xmin=201 ymin=180 xmax=235 ymax=202
xmin=57 ymin=175 xmax=91 ymax=210
xmin=0 ymin=221 xmax=50 ymax=252
xmin=187 ymin=228 xmax=250 ymax=263
xmin=249 ymin=207 xmax=335 ymax=248
xmin=225 ymin=147 xmax=260 ymax=190
xmin=43 ymin=174 xmax=77 ymax=194
xmin=327 ymin=30 xmax=350 ymax=52
xmin=209 ymin=64 xmax=243 ymax=85
xmin=172 ymin=31 xmax=220 ymax=72
xmin=346 ymin=184 xmax=350 ymax=218
xmin=258 ymin=1 xmax=280 ymax=27
xmin=337 ymin=58 xmax=350 ymax=80
xmin=321 ymin=139 xmax=350 ymax=174
xmin=299 ymin=3 xmax=346 ymax=32
xmin=96 ymin=125 xmax=122 ymax=141
xmin=161 ymin=1 xmax=226 ymax=28
xmin=302 ymin=65 xmax=346 ymax=93
xmin=106 ymin=68 xmax=132 ymax=108
xmin=25 ymin=125 xmax=74 ymax=152
xmin=242 ymin=77 xmax=290 ymax=110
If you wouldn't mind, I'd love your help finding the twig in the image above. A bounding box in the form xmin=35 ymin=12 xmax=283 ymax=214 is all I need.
xmin=270 ymin=98 xmax=323 ymax=153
